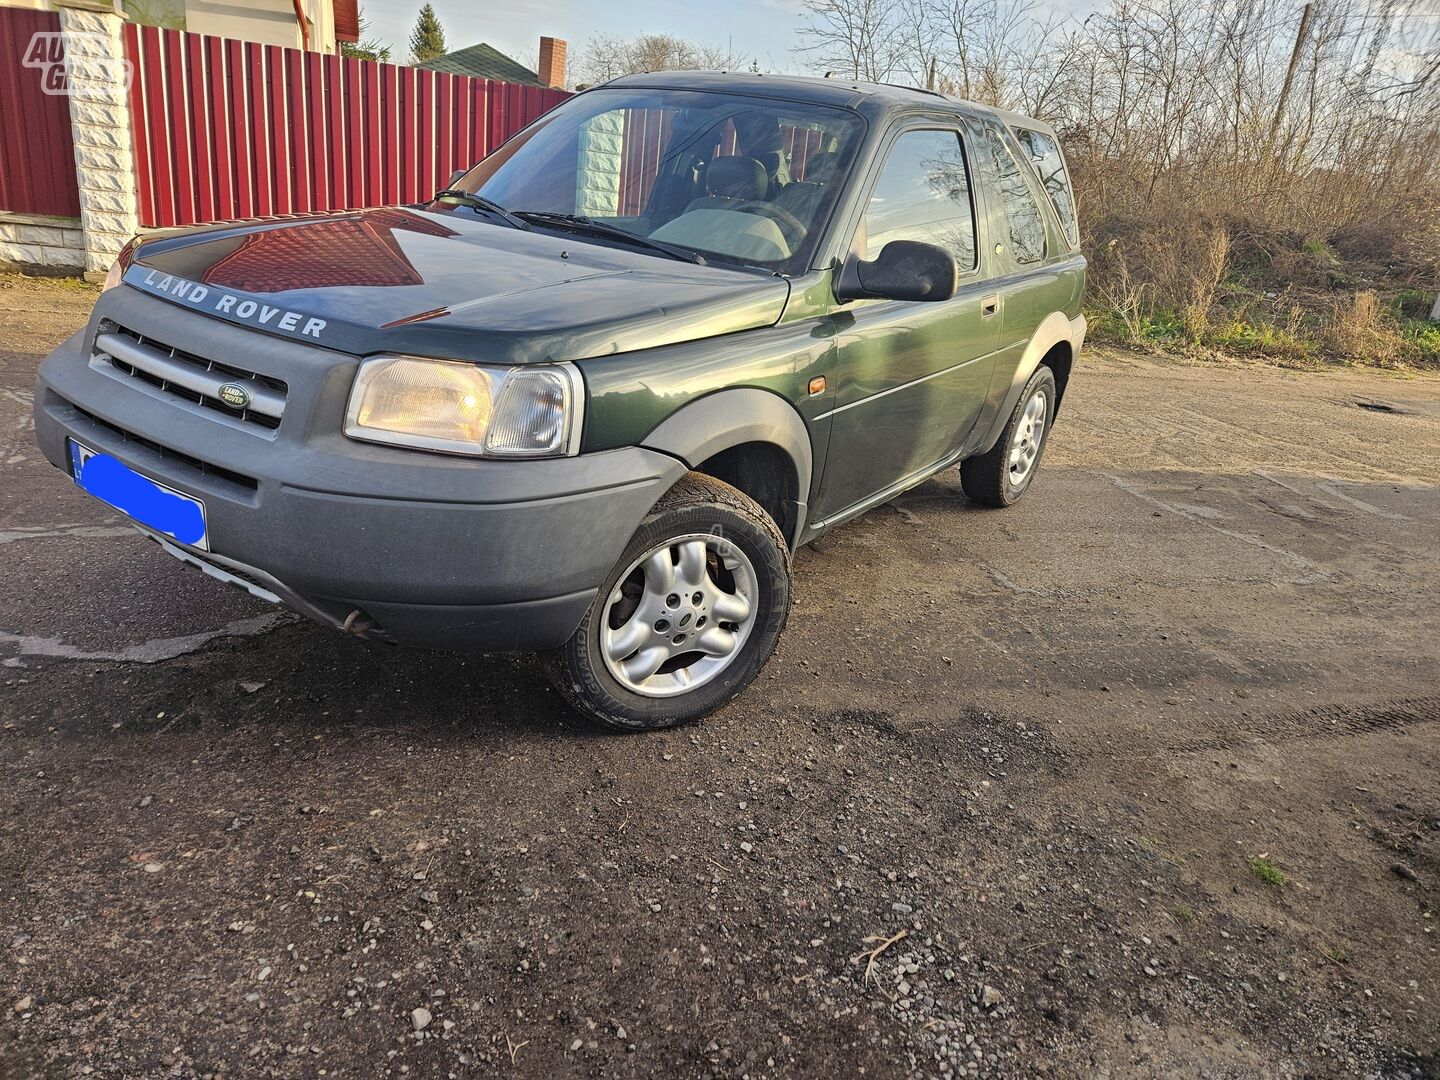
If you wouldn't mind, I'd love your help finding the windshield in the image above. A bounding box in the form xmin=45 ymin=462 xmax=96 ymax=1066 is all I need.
xmin=441 ymin=87 xmax=866 ymax=274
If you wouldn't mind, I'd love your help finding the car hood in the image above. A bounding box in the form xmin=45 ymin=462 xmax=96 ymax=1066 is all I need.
xmin=121 ymin=207 xmax=791 ymax=363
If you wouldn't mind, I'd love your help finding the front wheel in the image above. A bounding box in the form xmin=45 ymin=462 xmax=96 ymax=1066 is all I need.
xmin=542 ymin=473 xmax=791 ymax=731
xmin=961 ymin=365 xmax=1056 ymax=508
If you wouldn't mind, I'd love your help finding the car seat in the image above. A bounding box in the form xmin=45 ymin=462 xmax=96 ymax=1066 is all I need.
xmin=775 ymin=152 xmax=843 ymax=227
xmin=683 ymin=156 xmax=768 ymax=215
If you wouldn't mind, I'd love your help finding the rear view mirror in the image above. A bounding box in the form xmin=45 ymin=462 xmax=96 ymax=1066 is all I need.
xmin=836 ymin=240 xmax=958 ymax=303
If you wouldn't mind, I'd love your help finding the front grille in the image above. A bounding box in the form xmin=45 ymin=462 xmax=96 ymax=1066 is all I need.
xmin=92 ymin=322 xmax=287 ymax=432
xmin=68 ymin=402 xmax=260 ymax=491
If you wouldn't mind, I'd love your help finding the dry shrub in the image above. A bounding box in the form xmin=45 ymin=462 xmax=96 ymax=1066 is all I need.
xmin=1323 ymin=290 xmax=1404 ymax=366
xmin=1091 ymin=254 xmax=1150 ymax=340
xmin=1331 ymin=207 xmax=1440 ymax=285
xmin=1266 ymin=246 xmax=1307 ymax=286
xmin=1087 ymin=213 xmax=1231 ymax=340
xmin=1330 ymin=221 xmax=1407 ymax=265
xmin=1182 ymin=229 xmax=1230 ymax=339
xmin=1265 ymin=241 xmax=1343 ymax=290
xmin=801 ymin=0 xmax=1440 ymax=364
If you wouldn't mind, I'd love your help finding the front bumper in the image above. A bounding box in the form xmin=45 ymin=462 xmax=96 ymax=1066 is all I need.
xmin=34 ymin=287 xmax=686 ymax=651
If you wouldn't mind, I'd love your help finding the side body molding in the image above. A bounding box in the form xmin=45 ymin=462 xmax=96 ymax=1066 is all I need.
xmin=975 ymin=310 xmax=1086 ymax=455
xmin=640 ymin=388 xmax=814 ymax=548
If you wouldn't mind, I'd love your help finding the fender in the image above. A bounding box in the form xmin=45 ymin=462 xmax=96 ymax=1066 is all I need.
xmin=640 ymin=387 xmax=814 ymax=547
xmin=976 ymin=311 xmax=1086 ymax=455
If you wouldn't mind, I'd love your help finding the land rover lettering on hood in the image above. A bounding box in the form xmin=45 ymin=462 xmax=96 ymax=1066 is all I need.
xmin=34 ymin=72 xmax=1085 ymax=729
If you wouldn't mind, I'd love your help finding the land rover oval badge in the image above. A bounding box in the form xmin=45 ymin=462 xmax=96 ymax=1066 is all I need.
xmin=218 ymin=382 xmax=251 ymax=409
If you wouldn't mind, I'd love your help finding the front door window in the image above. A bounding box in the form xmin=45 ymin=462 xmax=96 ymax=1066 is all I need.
xmin=858 ymin=128 xmax=977 ymax=271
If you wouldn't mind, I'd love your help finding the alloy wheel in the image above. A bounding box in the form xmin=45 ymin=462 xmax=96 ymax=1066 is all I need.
xmin=1008 ymin=389 xmax=1048 ymax=487
xmin=599 ymin=533 xmax=759 ymax=698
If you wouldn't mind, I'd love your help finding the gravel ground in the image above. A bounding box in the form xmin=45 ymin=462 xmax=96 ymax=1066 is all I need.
xmin=1 ymin=273 xmax=1437 ymax=1079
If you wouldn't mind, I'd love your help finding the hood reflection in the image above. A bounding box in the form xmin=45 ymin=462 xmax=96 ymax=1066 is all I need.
xmin=200 ymin=209 xmax=458 ymax=293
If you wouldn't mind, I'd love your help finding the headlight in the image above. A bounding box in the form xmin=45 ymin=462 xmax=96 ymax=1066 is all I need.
xmin=102 ymin=237 xmax=139 ymax=293
xmin=344 ymin=355 xmax=583 ymax=457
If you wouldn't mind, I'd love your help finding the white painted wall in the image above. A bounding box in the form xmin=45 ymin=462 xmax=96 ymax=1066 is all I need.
xmin=0 ymin=0 xmax=337 ymax=52
xmin=182 ymin=0 xmax=336 ymax=52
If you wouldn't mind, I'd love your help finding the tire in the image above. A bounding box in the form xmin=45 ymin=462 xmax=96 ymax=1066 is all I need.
xmin=541 ymin=472 xmax=791 ymax=731
xmin=960 ymin=365 xmax=1057 ymax=508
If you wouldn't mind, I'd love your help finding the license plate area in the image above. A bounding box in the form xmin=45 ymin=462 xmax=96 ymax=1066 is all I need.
xmin=69 ymin=438 xmax=210 ymax=551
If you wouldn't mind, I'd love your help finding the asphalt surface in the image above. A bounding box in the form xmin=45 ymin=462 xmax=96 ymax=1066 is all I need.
xmin=2 ymin=273 xmax=1438 ymax=1078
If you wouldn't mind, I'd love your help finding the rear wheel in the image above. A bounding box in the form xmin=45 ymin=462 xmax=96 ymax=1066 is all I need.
xmin=542 ymin=473 xmax=790 ymax=731
xmin=961 ymin=365 xmax=1056 ymax=508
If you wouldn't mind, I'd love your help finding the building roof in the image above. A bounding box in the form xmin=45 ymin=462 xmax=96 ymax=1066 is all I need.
xmin=417 ymin=43 xmax=542 ymax=86
xmin=332 ymin=0 xmax=359 ymax=44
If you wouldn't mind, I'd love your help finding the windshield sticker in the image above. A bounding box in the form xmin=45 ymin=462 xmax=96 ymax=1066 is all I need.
xmin=127 ymin=268 xmax=328 ymax=340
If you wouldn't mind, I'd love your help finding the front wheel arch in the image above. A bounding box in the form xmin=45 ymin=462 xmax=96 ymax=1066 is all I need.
xmin=640 ymin=388 xmax=813 ymax=549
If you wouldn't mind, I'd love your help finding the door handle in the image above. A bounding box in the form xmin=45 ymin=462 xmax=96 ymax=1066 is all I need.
xmin=981 ymin=294 xmax=999 ymax=319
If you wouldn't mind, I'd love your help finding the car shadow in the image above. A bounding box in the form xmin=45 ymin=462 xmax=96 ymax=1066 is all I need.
xmin=37 ymin=617 xmax=609 ymax=744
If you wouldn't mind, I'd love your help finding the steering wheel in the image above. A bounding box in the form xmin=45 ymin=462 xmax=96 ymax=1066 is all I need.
xmin=729 ymin=201 xmax=808 ymax=250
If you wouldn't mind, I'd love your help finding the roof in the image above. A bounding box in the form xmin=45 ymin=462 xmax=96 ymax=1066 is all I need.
xmin=332 ymin=0 xmax=359 ymax=44
xmin=417 ymin=43 xmax=542 ymax=86
xmin=599 ymin=71 xmax=1051 ymax=132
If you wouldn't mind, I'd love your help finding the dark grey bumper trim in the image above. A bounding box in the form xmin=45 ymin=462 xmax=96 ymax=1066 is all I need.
xmin=149 ymin=530 xmax=284 ymax=607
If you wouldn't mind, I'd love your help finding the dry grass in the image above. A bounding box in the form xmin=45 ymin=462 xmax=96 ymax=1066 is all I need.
xmin=1322 ymin=291 xmax=1405 ymax=367
xmin=1085 ymin=211 xmax=1439 ymax=369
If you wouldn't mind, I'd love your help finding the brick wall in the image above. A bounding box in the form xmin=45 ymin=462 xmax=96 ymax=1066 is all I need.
xmin=575 ymin=110 xmax=624 ymax=217
xmin=537 ymin=36 xmax=566 ymax=89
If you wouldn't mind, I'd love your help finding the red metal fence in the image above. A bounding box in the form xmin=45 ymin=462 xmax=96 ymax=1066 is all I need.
xmin=123 ymin=24 xmax=569 ymax=229
xmin=0 ymin=8 xmax=81 ymax=219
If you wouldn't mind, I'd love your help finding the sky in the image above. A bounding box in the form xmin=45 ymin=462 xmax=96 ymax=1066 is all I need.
xmin=360 ymin=0 xmax=1439 ymax=86
xmin=364 ymin=0 xmax=815 ymax=77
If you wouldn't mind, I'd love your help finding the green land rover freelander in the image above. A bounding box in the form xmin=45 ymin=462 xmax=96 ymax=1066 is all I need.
xmin=35 ymin=72 xmax=1086 ymax=730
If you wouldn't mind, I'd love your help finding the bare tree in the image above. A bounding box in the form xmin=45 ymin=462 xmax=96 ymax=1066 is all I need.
xmin=794 ymin=0 xmax=1440 ymax=354
xmin=796 ymin=0 xmax=908 ymax=81
xmin=571 ymin=33 xmax=752 ymax=87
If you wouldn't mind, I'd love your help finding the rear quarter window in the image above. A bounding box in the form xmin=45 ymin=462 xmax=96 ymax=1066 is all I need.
xmin=985 ymin=126 xmax=1046 ymax=265
xmin=1013 ymin=127 xmax=1079 ymax=249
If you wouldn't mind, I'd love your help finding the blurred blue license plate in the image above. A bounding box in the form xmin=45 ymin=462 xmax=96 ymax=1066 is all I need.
xmin=69 ymin=439 xmax=209 ymax=551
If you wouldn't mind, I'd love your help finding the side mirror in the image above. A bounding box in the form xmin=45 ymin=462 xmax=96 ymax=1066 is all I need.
xmin=446 ymin=168 xmax=467 ymax=188
xmin=836 ymin=240 xmax=958 ymax=303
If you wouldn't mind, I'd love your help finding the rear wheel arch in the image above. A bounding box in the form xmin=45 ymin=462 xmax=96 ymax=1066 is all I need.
xmin=640 ymin=388 xmax=812 ymax=549
xmin=1040 ymin=340 xmax=1073 ymax=412
xmin=977 ymin=311 xmax=1079 ymax=455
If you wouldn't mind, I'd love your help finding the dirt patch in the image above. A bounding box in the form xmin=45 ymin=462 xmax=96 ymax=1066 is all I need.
xmin=2 ymin=276 xmax=1439 ymax=1078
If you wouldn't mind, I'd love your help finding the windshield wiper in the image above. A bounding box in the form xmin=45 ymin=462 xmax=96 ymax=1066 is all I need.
xmin=432 ymin=190 xmax=530 ymax=230
xmin=513 ymin=211 xmax=707 ymax=265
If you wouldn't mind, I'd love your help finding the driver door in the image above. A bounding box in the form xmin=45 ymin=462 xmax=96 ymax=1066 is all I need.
xmin=812 ymin=123 xmax=999 ymax=521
